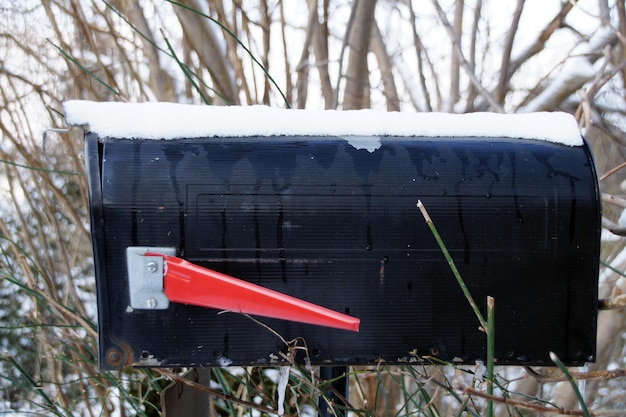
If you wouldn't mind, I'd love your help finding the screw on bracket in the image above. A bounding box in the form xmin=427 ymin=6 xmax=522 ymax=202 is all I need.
xmin=146 ymin=261 xmax=158 ymax=273
xmin=146 ymin=298 xmax=158 ymax=309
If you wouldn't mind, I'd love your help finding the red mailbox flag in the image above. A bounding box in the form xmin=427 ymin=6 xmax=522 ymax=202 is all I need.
xmin=146 ymin=253 xmax=360 ymax=332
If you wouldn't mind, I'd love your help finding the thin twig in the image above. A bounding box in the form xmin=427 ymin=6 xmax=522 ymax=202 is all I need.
xmin=463 ymin=386 xmax=592 ymax=416
xmin=600 ymin=161 xmax=626 ymax=181
xmin=602 ymin=193 xmax=626 ymax=209
xmin=154 ymin=368 xmax=282 ymax=415
xmin=525 ymin=365 xmax=626 ymax=383
xmin=428 ymin=0 xmax=504 ymax=112
xmin=599 ymin=294 xmax=626 ymax=310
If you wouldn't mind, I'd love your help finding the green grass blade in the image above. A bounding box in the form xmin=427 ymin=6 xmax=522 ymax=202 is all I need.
xmin=166 ymin=0 xmax=290 ymax=107
xmin=550 ymin=352 xmax=591 ymax=417
xmin=102 ymin=0 xmax=231 ymax=104
xmin=0 ymin=158 xmax=80 ymax=176
xmin=4 ymin=356 xmax=65 ymax=417
xmin=416 ymin=200 xmax=486 ymax=328
xmin=161 ymin=31 xmax=210 ymax=104
xmin=49 ymin=42 xmax=120 ymax=97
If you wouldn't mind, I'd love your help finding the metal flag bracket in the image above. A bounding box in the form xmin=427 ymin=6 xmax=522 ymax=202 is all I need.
xmin=126 ymin=247 xmax=360 ymax=332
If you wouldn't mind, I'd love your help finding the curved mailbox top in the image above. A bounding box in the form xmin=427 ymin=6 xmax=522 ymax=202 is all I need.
xmin=65 ymin=100 xmax=583 ymax=146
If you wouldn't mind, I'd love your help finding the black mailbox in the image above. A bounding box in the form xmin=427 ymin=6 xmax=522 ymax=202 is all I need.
xmin=65 ymin=102 xmax=600 ymax=369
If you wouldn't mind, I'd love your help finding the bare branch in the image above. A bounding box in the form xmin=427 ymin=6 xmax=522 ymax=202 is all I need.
xmin=618 ymin=0 xmax=626 ymax=85
xmin=598 ymin=0 xmax=611 ymax=21
xmin=602 ymin=193 xmax=626 ymax=208
xmin=408 ymin=0 xmax=435 ymax=111
xmin=466 ymin=0 xmax=482 ymax=111
xmin=260 ymin=0 xmax=271 ymax=105
xmin=495 ymin=0 xmax=525 ymax=104
xmin=174 ymin=0 xmax=239 ymax=104
xmin=506 ymin=1 xmax=577 ymax=80
xmin=521 ymin=28 xmax=616 ymax=112
xmin=600 ymin=161 xmax=626 ymax=182
xmin=525 ymin=365 xmax=626 ymax=382
xmin=126 ymin=2 xmax=176 ymax=101
xmin=342 ymin=0 xmax=378 ymax=110
xmin=155 ymin=368 xmax=278 ymax=414
xmin=294 ymin=0 xmax=318 ymax=108
xmin=333 ymin=0 xmax=358 ymax=108
xmin=313 ymin=0 xmax=334 ymax=109
xmin=370 ymin=21 xmax=400 ymax=111
xmin=278 ymin=1 xmax=293 ymax=106
xmin=450 ymin=0 xmax=463 ymax=108
xmin=599 ymin=294 xmax=626 ymax=310
xmin=463 ymin=386 xmax=590 ymax=415
xmin=430 ymin=0 xmax=504 ymax=112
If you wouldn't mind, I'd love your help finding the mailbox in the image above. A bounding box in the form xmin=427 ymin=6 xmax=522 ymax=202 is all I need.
xmin=65 ymin=102 xmax=600 ymax=369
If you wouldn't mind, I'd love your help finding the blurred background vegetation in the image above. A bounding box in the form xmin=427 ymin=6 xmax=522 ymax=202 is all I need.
xmin=1 ymin=0 xmax=626 ymax=415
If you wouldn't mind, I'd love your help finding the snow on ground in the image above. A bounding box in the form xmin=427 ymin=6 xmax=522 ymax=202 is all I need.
xmin=64 ymin=101 xmax=583 ymax=146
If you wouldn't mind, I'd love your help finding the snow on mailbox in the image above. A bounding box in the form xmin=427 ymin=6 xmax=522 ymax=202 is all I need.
xmin=65 ymin=102 xmax=600 ymax=369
